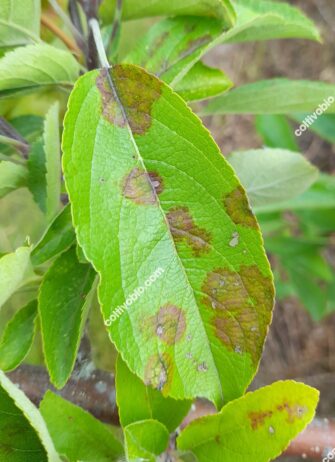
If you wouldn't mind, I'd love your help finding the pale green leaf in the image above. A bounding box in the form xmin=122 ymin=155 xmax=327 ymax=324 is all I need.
xmin=0 ymin=160 xmax=27 ymax=198
xmin=31 ymin=204 xmax=75 ymax=266
xmin=229 ymin=149 xmax=319 ymax=207
xmin=0 ymin=246 xmax=33 ymax=311
xmin=0 ymin=44 xmax=80 ymax=98
xmin=202 ymin=79 xmax=335 ymax=115
xmin=116 ymin=355 xmax=191 ymax=432
xmin=177 ymin=380 xmax=319 ymax=462
xmin=40 ymin=391 xmax=124 ymax=462
xmin=0 ymin=0 xmax=40 ymax=48
xmin=63 ymin=65 xmax=274 ymax=407
xmin=39 ymin=246 xmax=96 ymax=388
xmin=0 ymin=300 xmax=37 ymax=371
xmin=0 ymin=371 xmax=61 ymax=462
xmin=124 ymin=419 xmax=169 ymax=462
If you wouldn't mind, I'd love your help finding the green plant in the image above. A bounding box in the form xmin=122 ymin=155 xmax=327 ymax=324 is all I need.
xmin=1 ymin=0 xmax=333 ymax=460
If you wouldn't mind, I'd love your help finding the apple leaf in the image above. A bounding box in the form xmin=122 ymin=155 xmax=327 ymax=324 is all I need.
xmin=0 ymin=0 xmax=40 ymax=48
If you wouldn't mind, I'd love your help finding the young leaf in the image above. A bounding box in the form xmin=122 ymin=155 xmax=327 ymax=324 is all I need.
xmin=124 ymin=419 xmax=169 ymax=462
xmin=202 ymin=79 xmax=335 ymax=115
xmin=0 ymin=300 xmax=37 ymax=371
xmin=0 ymin=246 xmax=34 ymax=311
xmin=0 ymin=371 xmax=61 ymax=462
xmin=229 ymin=149 xmax=319 ymax=207
xmin=63 ymin=65 xmax=274 ymax=407
xmin=0 ymin=160 xmax=28 ymax=198
xmin=0 ymin=0 xmax=40 ymax=48
xmin=174 ymin=62 xmax=233 ymax=102
xmin=0 ymin=44 xmax=80 ymax=98
xmin=40 ymin=391 xmax=124 ymax=462
xmin=39 ymin=246 xmax=96 ymax=388
xmin=116 ymin=355 xmax=191 ymax=432
xmin=255 ymin=115 xmax=299 ymax=151
xmin=31 ymin=204 xmax=76 ymax=266
xmin=177 ymin=380 xmax=319 ymax=462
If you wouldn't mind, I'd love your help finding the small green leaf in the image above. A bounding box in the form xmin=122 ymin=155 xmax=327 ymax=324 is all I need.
xmin=40 ymin=391 xmax=124 ymax=462
xmin=0 ymin=371 xmax=61 ymax=462
xmin=0 ymin=246 xmax=33 ymax=311
xmin=0 ymin=160 xmax=27 ymax=198
xmin=202 ymin=79 xmax=335 ymax=115
xmin=0 ymin=300 xmax=37 ymax=371
xmin=39 ymin=247 xmax=96 ymax=388
xmin=116 ymin=355 xmax=191 ymax=432
xmin=124 ymin=419 xmax=169 ymax=462
xmin=0 ymin=44 xmax=80 ymax=98
xmin=0 ymin=0 xmax=40 ymax=48
xmin=27 ymin=137 xmax=47 ymax=212
xmin=0 ymin=115 xmax=44 ymax=156
xmin=175 ymin=62 xmax=233 ymax=101
xmin=31 ymin=204 xmax=75 ymax=266
xmin=63 ymin=65 xmax=274 ymax=407
xmin=229 ymin=149 xmax=319 ymax=207
xmin=177 ymin=380 xmax=319 ymax=462
xmin=255 ymin=115 xmax=299 ymax=151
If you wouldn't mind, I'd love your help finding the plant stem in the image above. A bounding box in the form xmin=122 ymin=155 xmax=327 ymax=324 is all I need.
xmin=41 ymin=13 xmax=82 ymax=58
xmin=89 ymin=18 xmax=110 ymax=69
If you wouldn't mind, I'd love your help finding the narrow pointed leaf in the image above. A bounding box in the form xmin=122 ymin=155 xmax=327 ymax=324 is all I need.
xmin=39 ymin=247 xmax=96 ymax=388
xmin=116 ymin=355 xmax=191 ymax=432
xmin=0 ymin=300 xmax=37 ymax=371
xmin=27 ymin=137 xmax=47 ymax=212
xmin=0 ymin=160 xmax=27 ymax=198
xmin=177 ymin=381 xmax=319 ymax=462
xmin=124 ymin=419 xmax=169 ymax=462
xmin=0 ymin=371 xmax=61 ymax=462
xmin=0 ymin=0 xmax=40 ymax=48
xmin=40 ymin=391 xmax=124 ymax=462
xmin=63 ymin=65 xmax=274 ymax=407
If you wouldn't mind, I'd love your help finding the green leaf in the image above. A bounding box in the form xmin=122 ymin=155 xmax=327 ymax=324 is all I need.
xmin=255 ymin=115 xmax=299 ymax=151
xmin=174 ymin=62 xmax=233 ymax=101
xmin=202 ymin=79 xmax=335 ymax=115
xmin=0 ymin=0 xmax=40 ymax=48
xmin=63 ymin=65 xmax=274 ymax=407
xmin=229 ymin=149 xmax=318 ymax=207
xmin=0 ymin=300 xmax=37 ymax=371
xmin=44 ymin=102 xmax=61 ymax=220
xmin=116 ymin=355 xmax=191 ymax=432
xmin=40 ymin=391 xmax=124 ymax=462
xmin=31 ymin=204 xmax=76 ymax=266
xmin=0 ymin=44 xmax=80 ymax=98
xmin=0 ymin=371 xmax=61 ymax=462
xmin=290 ymin=113 xmax=335 ymax=144
xmin=0 ymin=115 xmax=44 ymax=156
xmin=27 ymin=137 xmax=47 ymax=212
xmin=39 ymin=246 xmax=96 ymax=388
xmin=124 ymin=419 xmax=169 ymax=462
xmin=0 ymin=160 xmax=27 ymax=198
xmin=0 ymin=246 xmax=33 ymax=311
xmin=177 ymin=380 xmax=319 ymax=462
xmin=100 ymin=0 xmax=236 ymax=25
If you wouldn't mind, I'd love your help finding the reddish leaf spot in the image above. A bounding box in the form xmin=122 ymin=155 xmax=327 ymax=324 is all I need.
xmin=122 ymin=167 xmax=164 ymax=205
xmin=167 ymin=206 xmax=212 ymax=256
xmin=144 ymin=353 xmax=172 ymax=392
xmin=155 ymin=304 xmax=186 ymax=345
xmin=248 ymin=410 xmax=274 ymax=430
xmin=96 ymin=69 xmax=126 ymax=127
xmin=248 ymin=400 xmax=307 ymax=431
xmin=223 ymin=186 xmax=258 ymax=228
xmin=277 ymin=401 xmax=307 ymax=424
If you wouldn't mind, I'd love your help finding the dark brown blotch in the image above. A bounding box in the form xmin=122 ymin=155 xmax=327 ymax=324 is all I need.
xmin=248 ymin=410 xmax=273 ymax=430
xmin=96 ymin=69 xmax=126 ymax=127
xmin=223 ymin=186 xmax=258 ymax=229
xmin=167 ymin=206 xmax=212 ymax=256
xmin=277 ymin=401 xmax=307 ymax=424
xmin=155 ymin=304 xmax=186 ymax=345
xmin=122 ymin=167 xmax=164 ymax=205
xmin=144 ymin=353 xmax=172 ymax=392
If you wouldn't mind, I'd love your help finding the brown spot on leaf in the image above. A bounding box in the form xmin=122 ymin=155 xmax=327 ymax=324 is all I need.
xmin=144 ymin=353 xmax=172 ymax=392
xmin=223 ymin=186 xmax=258 ymax=228
xmin=277 ymin=401 xmax=307 ymax=423
xmin=248 ymin=410 xmax=274 ymax=430
xmin=122 ymin=167 xmax=163 ymax=205
xmin=201 ymin=265 xmax=274 ymax=364
xmin=155 ymin=304 xmax=186 ymax=345
xmin=167 ymin=206 xmax=212 ymax=256
xmin=96 ymin=69 xmax=126 ymax=127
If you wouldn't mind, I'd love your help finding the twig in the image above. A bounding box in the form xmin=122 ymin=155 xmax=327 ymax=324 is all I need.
xmin=41 ymin=13 xmax=81 ymax=58
xmin=0 ymin=117 xmax=29 ymax=158
xmin=89 ymin=18 xmax=110 ymax=68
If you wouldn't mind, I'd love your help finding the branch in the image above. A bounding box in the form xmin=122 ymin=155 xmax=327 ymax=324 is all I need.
xmin=41 ymin=13 xmax=81 ymax=58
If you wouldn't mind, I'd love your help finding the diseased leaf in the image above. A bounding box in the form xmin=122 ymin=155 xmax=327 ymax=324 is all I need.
xmin=174 ymin=62 xmax=233 ymax=101
xmin=31 ymin=205 xmax=75 ymax=266
xmin=124 ymin=419 xmax=169 ymax=462
xmin=177 ymin=380 xmax=319 ymax=462
xmin=0 ymin=246 xmax=34 ymax=311
xmin=0 ymin=160 xmax=27 ymax=198
xmin=0 ymin=300 xmax=37 ymax=371
xmin=63 ymin=65 xmax=274 ymax=407
xmin=116 ymin=355 xmax=191 ymax=432
xmin=229 ymin=149 xmax=318 ymax=207
xmin=0 ymin=44 xmax=80 ymax=98
xmin=39 ymin=246 xmax=96 ymax=388
xmin=40 ymin=391 xmax=124 ymax=462
xmin=0 ymin=371 xmax=61 ymax=462
xmin=0 ymin=0 xmax=40 ymax=48
xmin=255 ymin=115 xmax=299 ymax=151
xmin=202 ymin=79 xmax=335 ymax=115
